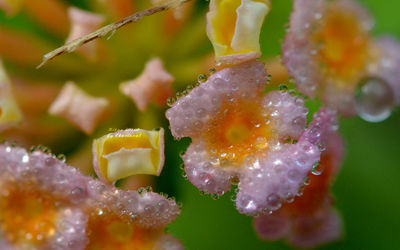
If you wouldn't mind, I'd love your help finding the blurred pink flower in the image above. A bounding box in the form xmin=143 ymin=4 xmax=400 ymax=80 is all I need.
xmin=283 ymin=0 xmax=400 ymax=118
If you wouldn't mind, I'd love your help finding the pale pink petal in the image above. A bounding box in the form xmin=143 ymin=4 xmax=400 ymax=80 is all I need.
xmin=153 ymin=234 xmax=184 ymax=250
xmin=182 ymin=140 xmax=233 ymax=195
xmin=236 ymin=141 xmax=320 ymax=215
xmin=235 ymin=108 xmax=338 ymax=215
xmin=48 ymin=82 xmax=109 ymax=134
xmin=120 ymin=58 xmax=174 ymax=112
xmin=166 ymin=60 xmax=268 ymax=139
xmin=262 ymin=91 xmax=308 ymax=140
xmin=253 ymin=212 xmax=291 ymax=241
xmin=288 ymin=203 xmax=342 ymax=248
xmin=370 ymin=36 xmax=400 ymax=105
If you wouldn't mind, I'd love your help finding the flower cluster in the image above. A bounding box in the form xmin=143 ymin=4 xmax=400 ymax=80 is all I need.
xmin=0 ymin=0 xmax=399 ymax=249
xmin=0 ymin=144 xmax=181 ymax=249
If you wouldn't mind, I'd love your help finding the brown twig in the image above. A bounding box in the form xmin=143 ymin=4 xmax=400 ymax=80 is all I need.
xmin=37 ymin=0 xmax=192 ymax=69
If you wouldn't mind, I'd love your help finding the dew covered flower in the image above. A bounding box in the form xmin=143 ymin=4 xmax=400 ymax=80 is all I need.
xmin=283 ymin=0 xmax=400 ymax=120
xmin=253 ymin=130 xmax=344 ymax=248
xmin=93 ymin=128 xmax=165 ymax=183
xmin=206 ymin=0 xmax=271 ymax=65
xmin=0 ymin=144 xmax=181 ymax=249
xmin=166 ymin=60 xmax=338 ymax=215
xmin=0 ymin=60 xmax=22 ymax=131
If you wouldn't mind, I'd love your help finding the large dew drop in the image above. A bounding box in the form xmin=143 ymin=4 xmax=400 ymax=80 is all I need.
xmin=354 ymin=77 xmax=394 ymax=122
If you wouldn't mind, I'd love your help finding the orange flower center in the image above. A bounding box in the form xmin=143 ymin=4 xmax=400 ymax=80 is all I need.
xmin=314 ymin=9 xmax=371 ymax=82
xmin=86 ymin=212 xmax=160 ymax=250
xmin=0 ymin=187 xmax=57 ymax=246
xmin=205 ymin=99 xmax=271 ymax=165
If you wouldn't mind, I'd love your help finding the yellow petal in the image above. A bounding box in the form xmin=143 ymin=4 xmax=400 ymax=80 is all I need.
xmin=93 ymin=128 xmax=165 ymax=182
xmin=206 ymin=0 xmax=271 ymax=65
xmin=0 ymin=60 xmax=23 ymax=131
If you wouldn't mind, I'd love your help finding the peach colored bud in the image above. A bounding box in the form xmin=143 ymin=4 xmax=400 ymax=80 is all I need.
xmin=206 ymin=0 xmax=271 ymax=65
xmin=66 ymin=7 xmax=105 ymax=60
xmin=48 ymin=82 xmax=109 ymax=134
xmin=120 ymin=58 xmax=174 ymax=112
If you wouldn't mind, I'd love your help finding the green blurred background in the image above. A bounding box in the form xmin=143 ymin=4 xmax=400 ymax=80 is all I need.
xmin=1 ymin=0 xmax=400 ymax=249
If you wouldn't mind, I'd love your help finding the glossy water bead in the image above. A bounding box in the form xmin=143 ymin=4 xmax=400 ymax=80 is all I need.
xmin=354 ymin=77 xmax=394 ymax=122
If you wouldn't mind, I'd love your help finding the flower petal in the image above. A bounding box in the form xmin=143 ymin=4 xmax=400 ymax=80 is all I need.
xmin=92 ymin=128 xmax=165 ymax=183
xmin=182 ymin=140 xmax=233 ymax=195
xmin=166 ymin=60 xmax=267 ymax=139
xmin=48 ymin=82 xmax=109 ymax=134
xmin=206 ymin=0 xmax=271 ymax=65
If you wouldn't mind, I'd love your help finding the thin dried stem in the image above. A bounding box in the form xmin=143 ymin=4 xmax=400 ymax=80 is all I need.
xmin=37 ymin=0 xmax=192 ymax=69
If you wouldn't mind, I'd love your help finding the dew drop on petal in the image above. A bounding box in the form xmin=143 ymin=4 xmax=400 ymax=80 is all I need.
xmin=354 ymin=77 xmax=394 ymax=122
xmin=69 ymin=186 xmax=86 ymax=204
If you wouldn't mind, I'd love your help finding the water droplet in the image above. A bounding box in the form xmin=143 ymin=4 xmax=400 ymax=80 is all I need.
xmin=303 ymin=176 xmax=311 ymax=185
xmin=266 ymin=193 xmax=282 ymax=211
xmin=198 ymin=74 xmax=207 ymax=83
xmin=354 ymin=77 xmax=394 ymax=122
xmin=21 ymin=154 xmax=29 ymax=163
xmin=279 ymin=85 xmax=288 ymax=93
xmin=311 ymin=163 xmax=324 ymax=175
xmin=57 ymin=154 xmax=66 ymax=162
xmin=167 ymin=97 xmax=176 ymax=107
xmin=69 ymin=187 xmax=86 ymax=204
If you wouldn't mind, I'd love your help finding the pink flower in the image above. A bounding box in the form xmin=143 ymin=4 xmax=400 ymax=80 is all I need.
xmin=253 ymin=131 xmax=344 ymax=248
xmin=0 ymin=144 xmax=181 ymax=249
xmin=166 ymin=60 xmax=338 ymax=215
xmin=283 ymin=0 xmax=400 ymax=119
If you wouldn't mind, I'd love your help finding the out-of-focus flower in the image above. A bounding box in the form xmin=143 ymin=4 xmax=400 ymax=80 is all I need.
xmin=120 ymin=58 xmax=174 ymax=112
xmin=93 ymin=128 xmax=165 ymax=183
xmin=48 ymin=81 xmax=109 ymax=135
xmin=66 ymin=7 xmax=105 ymax=61
xmin=206 ymin=0 xmax=271 ymax=65
xmin=0 ymin=0 xmax=23 ymax=16
xmin=283 ymin=0 xmax=400 ymax=121
xmin=167 ymin=60 xmax=338 ymax=215
xmin=0 ymin=60 xmax=23 ymax=131
xmin=0 ymin=144 xmax=181 ymax=249
xmin=253 ymin=130 xmax=344 ymax=248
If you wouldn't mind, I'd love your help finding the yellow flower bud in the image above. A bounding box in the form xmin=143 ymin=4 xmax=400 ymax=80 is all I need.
xmin=93 ymin=128 xmax=165 ymax=182
xmin=206 ymin=0 xmax=271 ymax=65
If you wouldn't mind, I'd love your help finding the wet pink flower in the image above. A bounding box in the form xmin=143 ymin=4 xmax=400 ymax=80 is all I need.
xmin=0 ymin=144 xmax=182 ymax=249
xmin=166 ymin=60 xmax=338 ymax=215
xmin=283 ymin=0 xmax=400 ymax=119
xmin=253 ymin=130 xmax=344 ymax=248
xmin=48 ymin=82 xmax=109 ymax=135
xmin=120 ymin=57 xmax=174 ymax=112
